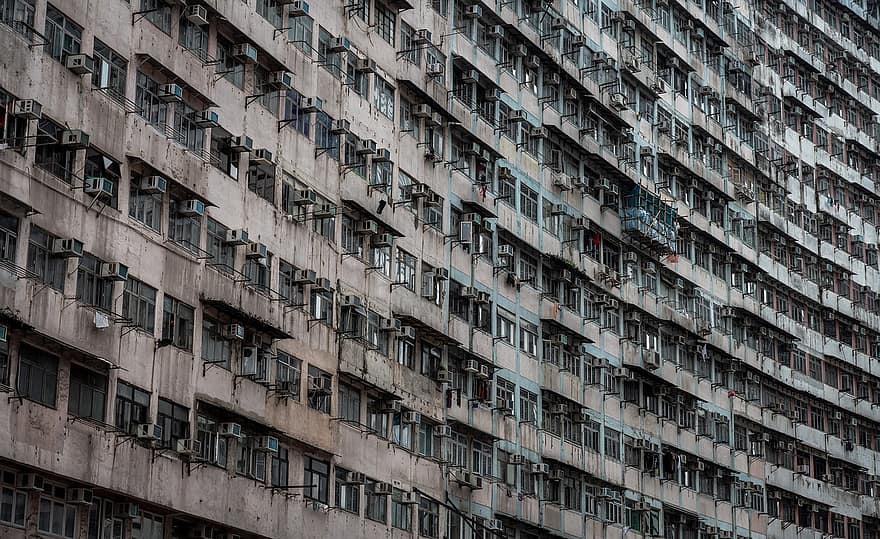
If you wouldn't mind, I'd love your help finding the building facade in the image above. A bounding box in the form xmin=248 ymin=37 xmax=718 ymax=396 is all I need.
xmin=1 ymin=0 xmax=880 ymax=538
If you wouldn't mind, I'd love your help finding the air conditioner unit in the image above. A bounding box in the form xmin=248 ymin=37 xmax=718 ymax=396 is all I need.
xmin=246 ymin=242 xmax=268 ymax=259
xmin=268 ymin=70 xmax=294 ymax=91
xmin=373 ymin=148 xmax=392 ymax=162
xmin=380 ymin=318 xmax=402 ymax=332
xmin=652 ymin=78 xmax=667 ymax=94
xmin=598 ymin=487 xmax=617 ymax=498
xmin=233 ymin=43 xmax=258 ymax=63
xmin=512 ymin=44 xmax=528 ymax=57
xmin=302 ymin=97 xmax=323 ymax=113
xmin=509 ymin=110 xmax=527 ymax=123
xmin=403 ymin=411 xmax=421 ymax=424
xmin=17 ymin=473 xmax=45 ymax=491
xmin=643 ymin=261 xmax=657 ymax=274
xmin=373 ymin=233 xmax=394 ymax=247
xmin=255 ymin=436 xmax=279 ymax=453
xmin=564 ymin=87 xmax=579 ymax=100
xmin=509 ymin=455 xmax=525 ymax=465
xmin=313 ymin=277 xmax=332 ymax=291
xmin=415 ymin=29 xmax=433 ymax=44
xmin=346 ymin=472 xmax=366 ymax=484
xmin=159 ymin=84 xmax=183 ymax=103
xmin=329 ymin=119 xmax=351 ymax=135
xmin=551 ymin=403 xmax=568 ymax=415
xmin=355 ymin=58 xmax=377 ymax=73
xmin=379 ymin=400 xmax=401 ymax=414
xmin=176 ymin=438 xmax=202 ymax=456
xmin=221 ymin=229 xmax=248 ymax=246
xmin=470 ymin=358 xmax=489 ymax=377
xmin=488 ymin=25 xmax=505 ymax=38
xmin=530 ymin=126 xmax=549 ymax=139
xmin=12 ymin=99 xmax=42 ymax=119
xmin=327 ymin=37 xmax=350 ymax=53
xmin=462 ymin=69 xmax=479 ymax=84
xmin=434 ymin=268 xmax=449 ymax=280
xmin=526 ymin=55 xmax=541 ymax=69
xmin=546 ymin=72 xmax=561 ymax=86
xmin=52 ymin=238 xmax=84 ymax=258
xmin=402 ymin=492 xmax=420 ymax=505
xmin=485 ymin=519 xmax=503 ymax=532
xmin=83 ymin=176 xmax=114 ymax=200
xmin=136 ymin=423 xmax=163 ymax=443
xmin=485 ymin=88 xmax=503 ymax=102
xmin=356 ymin=219 xmax=378 ymax=236
xmin=219 ymin=422 xmax=243 ymax=438
xmin=372 ymin=482 xmax=393 ymax=496
xmin=356 ymin=139 xmax=377 ymax=155
xmin=434 ymin=424 xmax=452 ymax=437
xmin=62 ymin=129 xmax=90 ymax=147
xmin=248 ymin=148 xmax=274 ymax=166
xmin=289 ymin=0 xmax=310 ymax=17
xmin=100 ymin=262 xmax=129 ymax=281
xmin=193 ymin=109 xmax=219 ymax=128
xmin=531 ymin=463 xmax=550 ymax=475
xmin=291 ymin=269 xmax=316 ymax=285
xmin=609 ymin=93 xmax=627 ymax=110
xmin=66 ymin=54 xmax=94 ymax=75
xmin=66 ymin=488 xmax=94 ymax=506
xmin=222 ymin=323 xmax=245 ymax=340
xmin=185 ymin=4 xmax=209 ymax=25
xmin=497 ymin=244 xmax=514 ymax=258
xmin=426 ymin=62 xmax=445 ymax=76
xmin=644 ymin=351 xmax=660 ymax=369
xmin=399 ymin=326 xmax=416 ymax=340
xmin=463 ymin=359 xmax=479 ymax=373
xmin=227 ymin=135 xmax=252 ymax=153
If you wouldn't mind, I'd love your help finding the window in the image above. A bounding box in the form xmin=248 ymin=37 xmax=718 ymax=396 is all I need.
xmin=373 ymin=76 xmax=395 ymax=119
xmin=288 ymin=13 xmax=313 ymax=53
xmin=282 ymin=89 xmax=312 ymax=136
xmin=128 ymin=175 xmax=163 ymax=231
xmin=44 ymin=4 xmax=81 ymax=62
xmin=308 ymin=365 xmax=332 ymax=413
xmin=0 ymin=210 xmax=16 ymax=263
xmin=375 ymin=2 xmax=395 ymax=45
xmin=83 ymin=149 xmax=121 ymax=209
xmin=391 ymin=488 xmax=411 ymax=530
xmin=92 ymin=39 xmax=127 ymax=98
xmin=209 ymin=133 xmax=240 ymax=179
xmin=157 ymin=398 xmax=189 ymax=449
xmin=304 ymin=456 xmax=329 ymax=504
xmin=178 ymin=17 xmax=209 ymax=62
xmin=161 ymin=295 xmax=195 ymax=351
xmin=270 ymin=446 xmax=289 ymax=487
xmin=248 ymin=162 xmax=276 ymax=203
xmin=395 ymin=249 xmax=417 ymax=290
xmin=421 ymin=343 xmax=441 ymax=379
xmin=417 ymin=421 xmax=440 ymax=458
xmin=196 ymin=415 xmax=227 ymax=467
xmin=278 ymin=260 xmax=304 ymax=306
xmin=276 ymin=351 xmax=301 ymax=400
xmin=335 ymin=467 xmax=360 ymax=514
xmin=391 ymin=410 xmax=413 ymax=449
xmin=0 ymin=339 xmax=8 ymax=386
xmin=521 ymin=185 xmax=538 ymax=221
xmin=338 ymin=381 xmax=361 ymax=423
xmin=0 ymin=470 xmax=28 ymax=527
xmin=168 ymin=199 xmax=202 ymax=252
xmin=26 ymin=226 xmax=65 ymax=291
xmin=114 ymin=382 xmax=149 ymax=435
xmin=216 ymin=37 xmax=245 ymax=88
xmin=17 ymin=345 xmax=58 ymax=407
xmin=520 ymin=388 xmax=538 ymax=423
xmin=121 ymin=278 xmax=156 ymax=333
xmin=171 ymin=102 xmax=204 ymax=153
xmin=418 ymin=498 xmax=439 ymax=538
xmin=76 ymin=254 xmax=112 ymax=310
xmin=367 ymin=397 xmax=389 ymax=437
xmin=34 ymin=118 xmax=76 ymax=181
xmin=350 ymin=0 xmax=369 ymax=20
xmin=205 ymin=218 xmax=233 ymax=271
xmin=201 ymin=318 xmax=231 ymax=369
xmin=365 ymin=479 xmax=387 ymax=523
xmin=345 ymin=54 xmax=370 ymax=98
xmin=256 ymin=0 xmax=283 ymax=27
xmin=0 ymin=0 xmax=35 ymax=39
xmin=140 ymin=0 xmax=171 ymax=34
xmin=135 ymin=71 xmax=168 ymax=127
xmin=399 ymin=22 xmax=421 ymax=65
xmin=236 ymin=433 xmax=267 ymax=481
xmin=254 ymin=65 xmax=281 ymax=114
xmin=310 ymin=288 xmax=334 ymax=325
xmin=317 ymin=28 xmax=342 ymax=78
xmin=38 ymin=486 xmax=77 ymax=538
xmin=243 ymin=254 xmax=272 ymax=292
xmin=315 ymin=112 xmax=340 ymax=160
xmin=68 ymin=366 xmax=107 ymax=421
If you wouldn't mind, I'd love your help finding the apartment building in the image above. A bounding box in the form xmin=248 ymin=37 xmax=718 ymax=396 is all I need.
xmin=1 ymin=0 xmax=880 ymax=538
